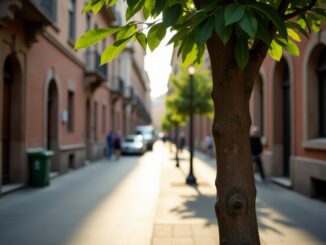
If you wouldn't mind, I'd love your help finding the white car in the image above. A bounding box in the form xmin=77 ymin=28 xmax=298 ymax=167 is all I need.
xmin=121 ymin=135 xmax=147 ymax=155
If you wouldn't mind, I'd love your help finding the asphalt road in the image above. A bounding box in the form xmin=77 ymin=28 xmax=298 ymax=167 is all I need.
xmin=0 ymin=145 xmax=165 ymax=245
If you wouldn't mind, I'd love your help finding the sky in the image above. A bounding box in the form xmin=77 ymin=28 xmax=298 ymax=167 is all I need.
xmin=145 ymin=30 xmax=174 ymax=98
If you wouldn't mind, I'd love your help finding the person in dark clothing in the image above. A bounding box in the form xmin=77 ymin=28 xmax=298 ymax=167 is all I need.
xmin=113 ymin=132 xmax=122 ymax=160
xmin=106 ymin=131 xmax=114 ymax=159
xmin=250 ymin=126 xmax=265 ymax=181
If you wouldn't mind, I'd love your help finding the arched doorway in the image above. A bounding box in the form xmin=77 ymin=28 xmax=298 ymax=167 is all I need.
xmin=2 ymin=59 xmax=13 ymax=184
xmin=273 ymin=58 xmax=291 ymax=177
xmin=2 ymin=56 xmax=24 ymax=184
xmin=282 ymin=63 xmax=291 ymax=177
xmin=47 ymin=80 xmax=59 ymax=172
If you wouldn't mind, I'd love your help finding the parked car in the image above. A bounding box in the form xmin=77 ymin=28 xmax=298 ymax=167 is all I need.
xmin=121 ymin=134 xmax=147 ymax=155
xmin=135 ymin=125 xmax=155 ymax=150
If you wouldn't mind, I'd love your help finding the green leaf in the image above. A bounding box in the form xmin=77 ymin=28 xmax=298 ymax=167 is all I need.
xmin=287 ymin=28 xmax=301 ymax=42
xmin=239 ymin=10 xmax=257 ymax=38
xmin=163 ymin=4 xmax=182 ymax=27
xmin=117 ymin=24 xmax=136 ymax=40
xmin=83 ymin=0 xmax=102 ymax=13
xmin=225 ymin=4 xmax=245 ymax=26
xmin=136 ymin=32 xmax=147 ymax=52
xmin=286 ymin=21 xmax=309 ymax=38
xmin=268 ymin=40 xmax=282 ymax=61
xmin=215 ymin=9 xmax=233 ymax=45
xmin=153 ymin=0 xmax=166 ymax=16
xmin=312 ymin=8 xmax=326 ymax=23
xmin=275 ymin=38 xmax=299 ymax=56
xmin=75 ymin=28 xmax=119 ymax=49
xmin=195 ymin=17 xmax=214 ymax=45
xmin=247 ymin=2 xmax=288 ymax=40
xmin=307 ymin=13 xmax=320 ymax=32
xmin=147 ymin=23 xmax=166 ymax=51
xmin=255 ymin=16 xmax=271 ymax=44
xmin=83 ymin=0 xmax=104 ymax=14
xmin=143 ymin=0 xmax=155 ymax=20
xmin=126 ymin=0 xmax=145 ymax=21
xmin=101 ymin=36 xmax=132 ymax=65
xmin=235 ymin=36 xmax=249 ymax=71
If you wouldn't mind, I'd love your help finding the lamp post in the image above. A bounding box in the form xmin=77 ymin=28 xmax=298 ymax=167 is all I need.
xmin=186 ymin=65 xmax=197 ymax=185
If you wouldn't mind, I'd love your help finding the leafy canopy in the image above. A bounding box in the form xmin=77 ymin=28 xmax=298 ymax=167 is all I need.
xmin=76 ymin=0 xmax=326 ymax=71
xmin=166 ymin=65 xmax=213 ymax=120
xmin=161 ymin=65 xmax=213 ymax=130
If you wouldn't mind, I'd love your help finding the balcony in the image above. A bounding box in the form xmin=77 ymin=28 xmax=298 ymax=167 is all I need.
xmin=123 ymin=86 xmax=134 ymax=101
xmin=30 ymin=0 xmax=57 ymax=22
xmin=110 ymin=77 xmax=125 ymax=102
xmin=131 ymin=95 xmax=151 ymax=123
xmin=85 ymin=49 xmax=108 ymax=91
xmin=0 ymin=0 xmax=57 ymax=45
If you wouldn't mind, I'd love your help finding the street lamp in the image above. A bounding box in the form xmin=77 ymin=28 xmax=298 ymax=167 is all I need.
xmin=186 ymin=65 xmax=197 ymax=185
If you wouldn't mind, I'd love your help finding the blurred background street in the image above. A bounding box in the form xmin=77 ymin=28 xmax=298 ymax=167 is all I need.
xmin=0 ymin=141 xmax=325 ymax=245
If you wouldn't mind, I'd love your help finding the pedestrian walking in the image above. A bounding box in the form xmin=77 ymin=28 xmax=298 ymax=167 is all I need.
xmin=113 ymin=132 xmax=122 ymax=160
xmin=205 ymin=134 xmax=213 ymax=157
xmin=250 ymin=126 xmax=266 ymax=181
xmin=106 ymin=130 xmax=114 ymax=159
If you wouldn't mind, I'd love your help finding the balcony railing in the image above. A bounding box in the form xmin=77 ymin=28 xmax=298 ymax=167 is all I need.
xmin=85 ymin=49 xmax=108 ymax=80
xmin=117 ymin=77 xmax=125 ymax=93
xmin=31 ymin=0 xmax=57 ymax=22
xmin=124 ymin=86 xmax=134 ymax=99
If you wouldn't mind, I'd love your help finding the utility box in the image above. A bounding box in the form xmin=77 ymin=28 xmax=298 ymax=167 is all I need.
xmin=28 ymin=151 xmax=53 ymax=187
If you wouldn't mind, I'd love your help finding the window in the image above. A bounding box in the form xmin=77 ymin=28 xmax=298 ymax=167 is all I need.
xmin=68 ymin=0 xmax=76 ymax=41
xmin=318 ymin=49 xmax=326 ymax=137
xmin=102 ymin=105 xmax=106 ymax=133
xmin=68 ymin=91 xmax=74 ymax=132
xmin=86 ymin=13 xmax=91 ymax=31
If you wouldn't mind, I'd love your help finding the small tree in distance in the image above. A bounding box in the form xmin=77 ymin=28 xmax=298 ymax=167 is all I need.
xmin=76 ymin=1 xmax=326 ymax=244
xmin=165 ymin=65 xmax=213 ymax=166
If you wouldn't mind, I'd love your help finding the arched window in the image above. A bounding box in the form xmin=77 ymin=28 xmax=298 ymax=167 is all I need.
xmin=318 ymin=49 xmax=326 ymax=137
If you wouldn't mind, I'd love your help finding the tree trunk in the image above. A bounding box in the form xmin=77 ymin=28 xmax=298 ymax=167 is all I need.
xmin=207 ymin=35 xmax=260 ymax=244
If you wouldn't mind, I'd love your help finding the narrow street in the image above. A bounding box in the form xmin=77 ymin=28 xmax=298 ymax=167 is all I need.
xmin=1 ymin=142 xmax=326 ymax=245
xmin=0 ymin=144 xmax=165 ymax=245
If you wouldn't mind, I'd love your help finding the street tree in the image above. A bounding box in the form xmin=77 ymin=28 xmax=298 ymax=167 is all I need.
xmin=166 ymin=65 xmax=213 ymax=166
xmin=161 ymin=107 xmax=186 ymax=166
xmin=76 ymin=0 xmax=326 ymax=244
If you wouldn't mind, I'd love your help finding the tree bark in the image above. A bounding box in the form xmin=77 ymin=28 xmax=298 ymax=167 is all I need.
xmin=207 ymin=34 xmax=260 ymax=244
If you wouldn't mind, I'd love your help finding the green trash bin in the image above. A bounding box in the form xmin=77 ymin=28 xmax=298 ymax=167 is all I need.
xmin=28 ymin=150 xmax=53 ymax=187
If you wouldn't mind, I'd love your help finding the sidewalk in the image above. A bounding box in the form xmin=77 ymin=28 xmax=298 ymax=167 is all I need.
xmin=152 ymin=144 xmax=326 ymax=245
xmin=152 ymin=145 xmax=218 ymax=245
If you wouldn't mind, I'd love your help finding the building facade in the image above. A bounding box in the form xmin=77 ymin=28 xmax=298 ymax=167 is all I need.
xmin=251 ymin=30 xmax=326 ymax=199
xmin=169 ymin=29 xmax=326 ymax=200
xmin=0 ymin=0 xmax=151 ymax=195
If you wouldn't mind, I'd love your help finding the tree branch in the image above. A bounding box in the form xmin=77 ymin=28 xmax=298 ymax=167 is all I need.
xmin=283 ymin=0 xmax=318 ymax=20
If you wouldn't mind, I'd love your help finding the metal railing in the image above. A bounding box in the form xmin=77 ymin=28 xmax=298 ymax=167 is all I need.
xmin=31 ymin=0 xmax=57 ymax=21
xmin=117 ymin=77 xmax=125 ymax=93
xmin=85 ymin=49 xmax=108 ymax=79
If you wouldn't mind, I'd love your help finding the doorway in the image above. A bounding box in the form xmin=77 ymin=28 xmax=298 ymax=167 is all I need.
xmin=273 ymin=58 xmax=291 ymax=178
xmin=282 ymin=65 xmax=291 ymax=177
xmin=47 ymin=80 xmax=59 ymax=171
xmin=2 ymin=59 xmax=13 ymax=184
